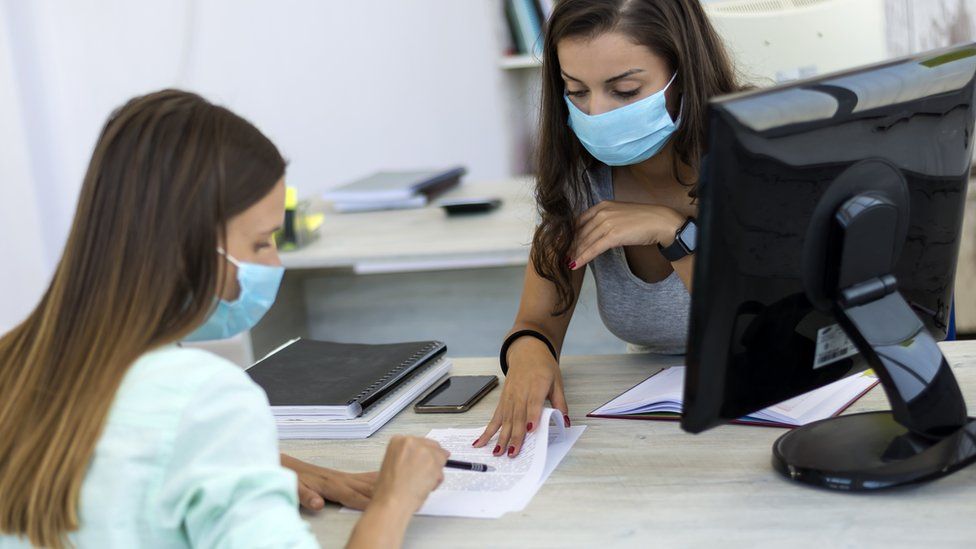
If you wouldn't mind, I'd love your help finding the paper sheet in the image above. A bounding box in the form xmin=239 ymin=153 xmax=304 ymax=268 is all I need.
xmin=418 ymin=408 xmax=585 ymax=518
xmin=340 ymin=408 xmax=585 ymax=518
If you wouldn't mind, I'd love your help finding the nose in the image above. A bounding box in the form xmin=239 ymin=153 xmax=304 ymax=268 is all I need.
xmin=588 ymin=94 xmax=618 ymax=116
xmin=267 ymin=240 xmax=283 ymax=267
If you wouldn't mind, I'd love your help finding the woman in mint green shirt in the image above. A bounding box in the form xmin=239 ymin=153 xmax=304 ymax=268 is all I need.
xmin=0 ymin=89 xmax=447 ymax=548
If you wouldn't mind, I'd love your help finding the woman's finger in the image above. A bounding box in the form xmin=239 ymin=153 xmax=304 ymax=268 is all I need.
xmin=548 ymin=379 xmax=571 ymax=427
xmin=494 ymin=398 xmax=516 ymax=456
xmin=341 ymin=488 xmax=371 ymax=511
xmin=572 ymin=236 xmax=616 ymax=270
xmin=349 ymin=477 xmax=375 ymax=498
xmin=474 ymin=408 xmax=503 ymax=448
xmin=298 ymin=482 xmax=325 ymax=511
xmin=575 ymin=205 xmax=617 ymax=249
xmin=571 ymin=217 xmax=606 ymax=260
xmin=526 ymin=391 xmax=546 ymax=433
xmin=507 ymin=401 xmax=529 ymax=457
xmin=353 ymin=470 xmax=379 ymax=483
xmin=576 ymin=200 xmax=610 ymax=228
xmin=572 ymin=220 xmax=614 ymax=264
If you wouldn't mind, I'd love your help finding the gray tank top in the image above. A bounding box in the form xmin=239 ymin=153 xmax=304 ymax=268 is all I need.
xmin=584 ymin=164 xmax=690 ymax=355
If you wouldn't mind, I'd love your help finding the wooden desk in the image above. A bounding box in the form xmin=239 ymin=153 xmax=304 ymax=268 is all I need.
xmin=280 ymin=178 xmax=537 ymax=273
xmin=280 ymin=342 xmax=976 ymax=548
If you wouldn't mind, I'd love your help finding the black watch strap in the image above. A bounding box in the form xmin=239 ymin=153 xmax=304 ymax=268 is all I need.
xmin=658 ymin=217 xmax=697 ymax=262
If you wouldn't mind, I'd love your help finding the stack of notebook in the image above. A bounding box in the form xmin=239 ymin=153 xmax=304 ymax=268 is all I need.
xmin=322 ymin=167 xmax=465 ymax=213
xmin=247 ymin=338 xmax=451 ymax=439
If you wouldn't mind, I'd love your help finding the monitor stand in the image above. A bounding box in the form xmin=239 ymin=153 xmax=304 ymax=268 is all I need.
xmin=773 ymin=183 xmax=976 ymax=491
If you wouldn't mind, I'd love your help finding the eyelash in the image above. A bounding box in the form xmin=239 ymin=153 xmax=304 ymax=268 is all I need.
xmin=566 ymin=89 xmax=641 ymax=99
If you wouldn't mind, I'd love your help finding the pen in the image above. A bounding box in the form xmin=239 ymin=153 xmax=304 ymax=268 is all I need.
xmin=445 ymin=459 xmax=493 ymax=472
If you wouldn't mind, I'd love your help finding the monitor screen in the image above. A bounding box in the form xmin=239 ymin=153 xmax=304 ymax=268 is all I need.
xmin=682 ymin=44 xmax=976 ymax=433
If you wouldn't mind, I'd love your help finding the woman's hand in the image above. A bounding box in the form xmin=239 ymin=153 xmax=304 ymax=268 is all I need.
xmin=569 ymin=200 xmax=685 ymax=270
xmin=473 ymin=337 xmax=570 ymax=458
xmin=280 ymin=453 xmax=378 ymax=511
xmin=372 ymin=435 xmax=450 ymax=515
xmin=346 ymin=437 xmax=448 ymax=548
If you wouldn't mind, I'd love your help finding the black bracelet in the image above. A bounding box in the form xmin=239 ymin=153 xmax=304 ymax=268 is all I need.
xmin=499 ymin=329 xmax=558 ymax=376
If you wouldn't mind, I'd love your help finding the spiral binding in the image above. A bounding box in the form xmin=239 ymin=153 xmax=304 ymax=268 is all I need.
xmin=347 ymin=341 xmax=443 ymax=405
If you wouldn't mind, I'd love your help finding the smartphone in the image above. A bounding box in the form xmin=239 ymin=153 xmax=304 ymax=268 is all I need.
xmin=414 ymin=375 xmax=498 ymax=413
xmin=438 ymin=197 xmax=503 ymax=215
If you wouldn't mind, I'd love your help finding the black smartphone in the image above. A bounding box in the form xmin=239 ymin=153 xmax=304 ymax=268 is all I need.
xmin=438 ymin=197 xmax=503 ymax=215
xmin=414 ymin=375 xmax=498 ymax=413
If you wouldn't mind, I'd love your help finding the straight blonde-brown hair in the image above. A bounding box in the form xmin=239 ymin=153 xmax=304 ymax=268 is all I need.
xmin=0 ymin=89 xmax=285 ymax=548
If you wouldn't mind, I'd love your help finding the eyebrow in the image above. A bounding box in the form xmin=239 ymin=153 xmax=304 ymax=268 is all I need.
xmin=260 ymin=225 xmax=282 ymax=236
xmin=561 ymin=68 xmax=645 ymax=84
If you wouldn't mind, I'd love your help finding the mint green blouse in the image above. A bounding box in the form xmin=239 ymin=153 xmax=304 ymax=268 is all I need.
xmin=1 ymin=345 xmax=319 ymax=548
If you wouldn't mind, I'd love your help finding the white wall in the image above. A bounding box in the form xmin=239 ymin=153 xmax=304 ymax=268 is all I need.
xmin=0 ymin=1 xmax=47 ymax=332
xmin=885 ymin=0 xmax=976 ymax=56
xmin=0 ymin=0 xmax=516 ymax=329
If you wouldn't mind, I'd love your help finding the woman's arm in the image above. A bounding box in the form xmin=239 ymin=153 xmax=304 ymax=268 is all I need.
xmin=474 ymin=254 xmax=584 ymax=457
xmin=569 ymin=200 xmax=690 ymax=291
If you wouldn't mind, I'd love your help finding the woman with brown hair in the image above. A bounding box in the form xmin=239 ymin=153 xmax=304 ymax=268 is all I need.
xmin=475 ymin=0 xmax=741 ymax=458
xmin=0 ymin=90 xmax=447 ymax=548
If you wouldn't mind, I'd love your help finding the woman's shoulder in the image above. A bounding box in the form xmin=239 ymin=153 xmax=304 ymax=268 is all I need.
xmin=130 ymin=344 xmax=251 ymax=389
xmin=110 ymin=345 xmax=263 ymax=429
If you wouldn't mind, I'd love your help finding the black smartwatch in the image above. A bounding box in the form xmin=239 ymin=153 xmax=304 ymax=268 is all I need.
xmin=657 ymin=217 xmax=698 ymax=262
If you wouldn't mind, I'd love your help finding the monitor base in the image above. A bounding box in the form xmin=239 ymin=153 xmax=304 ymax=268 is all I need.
xmin=772 ymin=411 xmax=976 ymax=491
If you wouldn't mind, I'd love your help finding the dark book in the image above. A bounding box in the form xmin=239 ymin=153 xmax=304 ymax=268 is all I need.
xmin=505 ymin=0 xmax=526 ymax=54
xmin=246 ymin=338 xmax=447 ymax=419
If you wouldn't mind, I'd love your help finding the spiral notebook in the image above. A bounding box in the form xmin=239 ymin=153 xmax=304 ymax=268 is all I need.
xmin=246 ymin=338 xmax=447 ymax=419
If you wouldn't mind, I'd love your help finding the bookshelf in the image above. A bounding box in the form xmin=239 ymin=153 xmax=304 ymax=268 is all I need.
xmin=499 ymin=53 xmax=542 ymax=70
xmin=495 ymin=0 xmax=546 ymax=173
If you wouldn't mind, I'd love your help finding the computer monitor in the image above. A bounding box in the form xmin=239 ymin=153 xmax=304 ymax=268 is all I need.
xmin=682 ymin=43 xmax=976 ymax=491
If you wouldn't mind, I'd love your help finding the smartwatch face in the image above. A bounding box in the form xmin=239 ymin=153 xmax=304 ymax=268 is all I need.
xmin=679 ymin=220 xmax=698 ymax=252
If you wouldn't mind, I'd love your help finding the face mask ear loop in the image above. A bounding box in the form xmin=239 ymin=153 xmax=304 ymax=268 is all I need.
xmin=663 ymin=72 xmax=680 ymax=125
xmin=216 ymin=247 xmax=242 ymax=268
xmin=663 ymin=72 xmax=678 ymax=93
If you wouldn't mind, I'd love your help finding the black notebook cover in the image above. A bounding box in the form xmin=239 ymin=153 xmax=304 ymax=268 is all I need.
xmin=246 ymin=338 xmax=447 ymax=416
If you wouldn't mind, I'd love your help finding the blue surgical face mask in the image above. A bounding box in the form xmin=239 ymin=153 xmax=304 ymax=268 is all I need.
xmin=184 ymin=249 xmax=285 ymax=342
xmin=565 ymin=73 xmax=679 ymax=166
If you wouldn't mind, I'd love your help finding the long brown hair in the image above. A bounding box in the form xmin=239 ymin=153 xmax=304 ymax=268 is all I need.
xmin=532 ymin=0 xmax=740 ymax=314
xmin=0 ymin=89 xmax=285 ymax=547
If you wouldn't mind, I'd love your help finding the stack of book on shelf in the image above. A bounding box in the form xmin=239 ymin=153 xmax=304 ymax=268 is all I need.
xmin=246 ymin=338 xmax=451 ymax=439
xmin=322 ymin=166 xmax=465 ymax=213
xmin=503 ymin=0 xmax=554 ymax=58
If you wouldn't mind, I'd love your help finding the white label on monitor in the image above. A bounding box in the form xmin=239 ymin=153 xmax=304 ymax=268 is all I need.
xmin=813 ymin=324 xmax=859 ymax=369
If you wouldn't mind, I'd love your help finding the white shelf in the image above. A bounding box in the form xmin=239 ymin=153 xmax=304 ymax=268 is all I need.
xmin=499 ymin=54 xmax=542 ymax=70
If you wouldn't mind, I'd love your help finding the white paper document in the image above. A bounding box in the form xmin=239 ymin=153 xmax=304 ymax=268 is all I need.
xmin=590 ymin=366 xmax=878 ymax=427
xmin=416 ymin=407 xmax=585 ymax=518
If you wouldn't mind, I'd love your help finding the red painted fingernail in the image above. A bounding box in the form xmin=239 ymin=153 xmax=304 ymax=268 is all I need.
xmin=493 ymin=445 xmax=501 ymax=454
xmin=507 ymin=446 xmax=515 ymax=456
xmin=472 ymin=439 xmax=479 ymax=446
xmin=569 ymin=261 xmax=577 ymax=269
xmin=564 ymin=414 xmax=571 ymax=427
xmin=527 ymin=422 xmax=534 ymax=431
